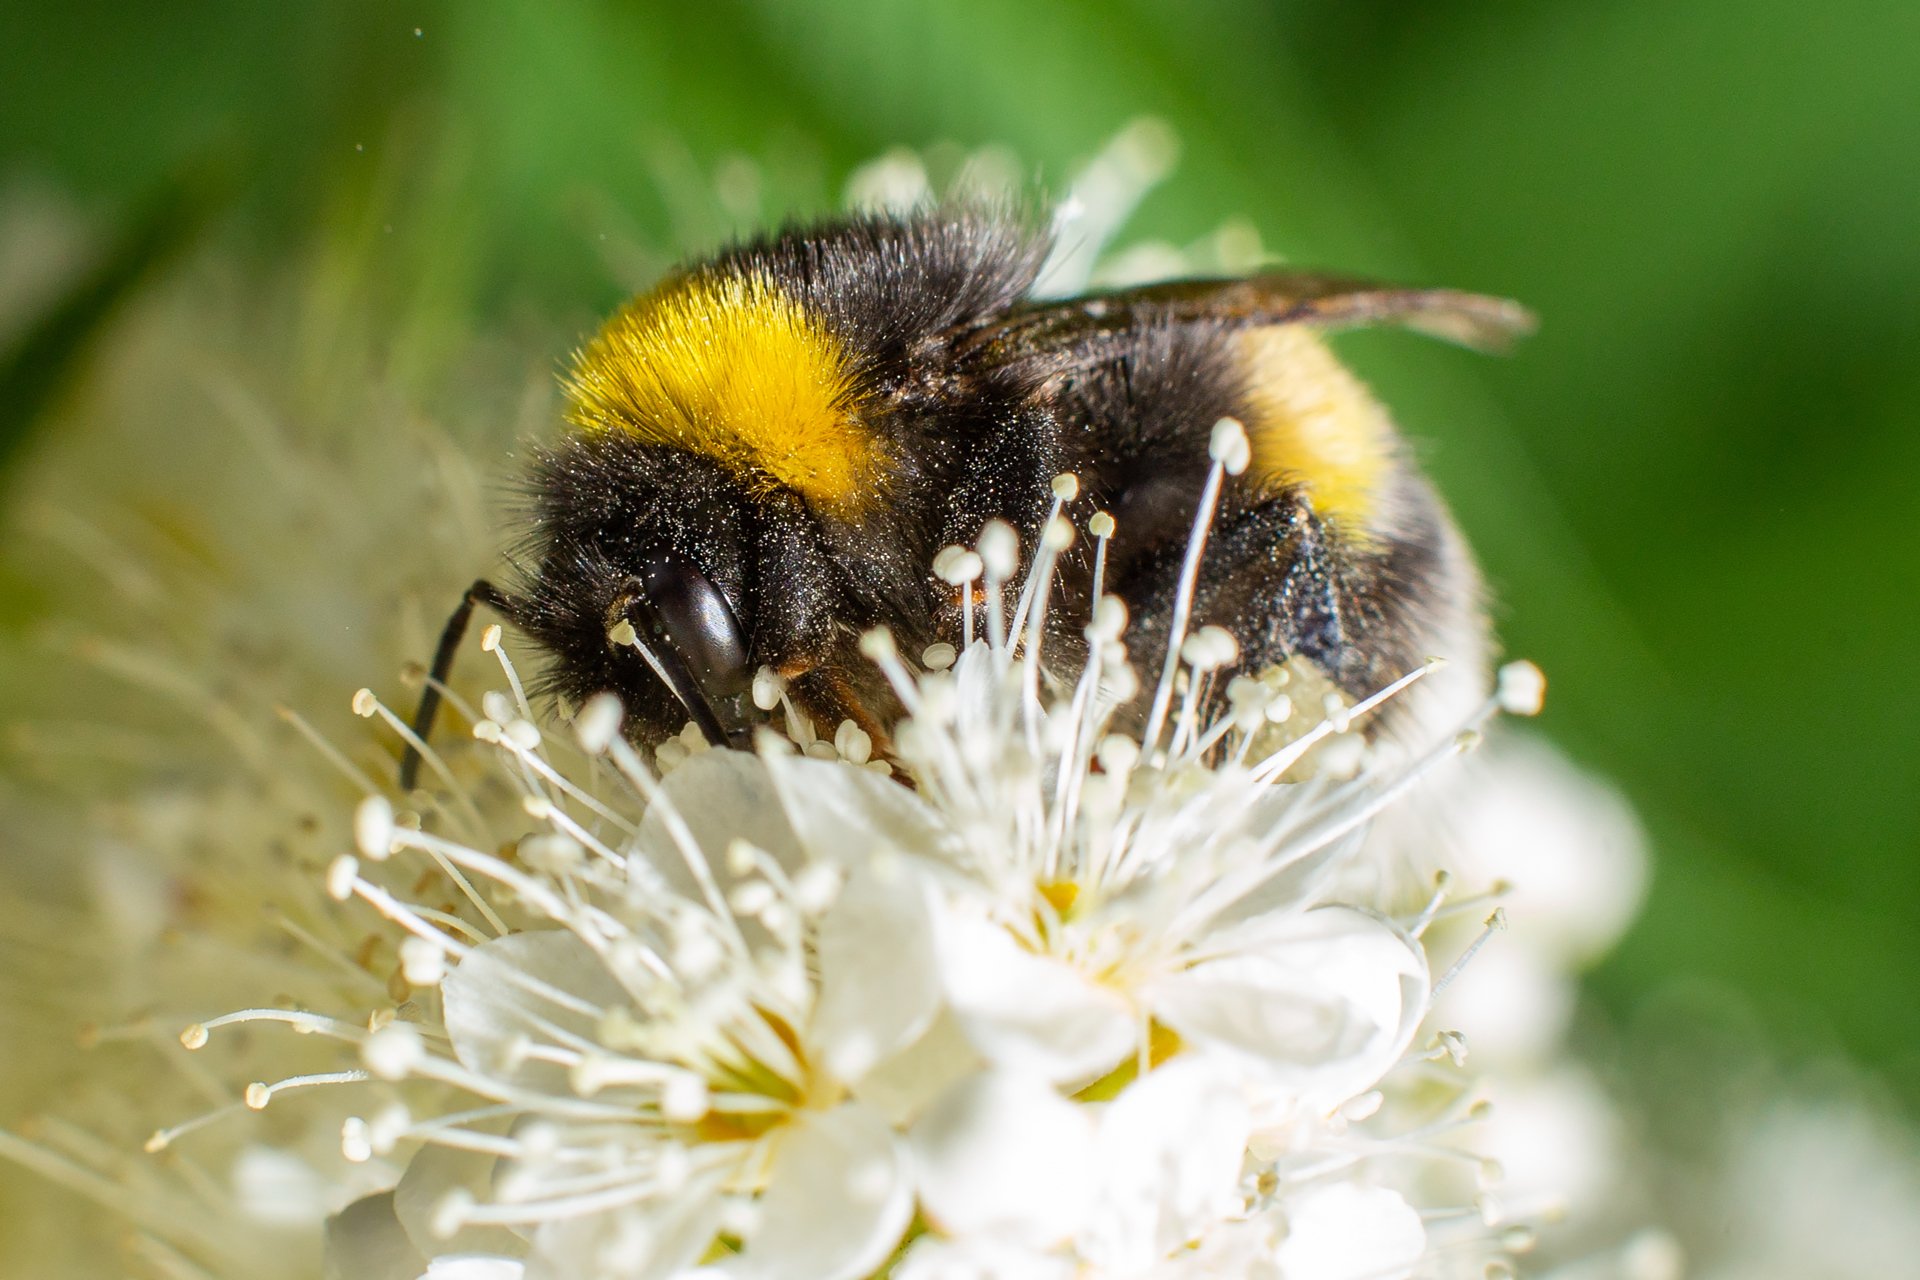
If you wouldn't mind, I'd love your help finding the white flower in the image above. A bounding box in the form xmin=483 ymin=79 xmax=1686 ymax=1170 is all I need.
xmin=1074 ymin=1056 xmax=1253 ymax=1272
xmin=1271 ymin=1183 xmax=1426 ymax=1280
xmin=301 ymin=727 xmax=937 ymax=1280
xmin=761 ymin=473 xmax=1470 ymax=1113
xmin=908 ymin=1067 xmax=1097 ymax=1246
xmin=876 ymin=1054 xmax=1256 ymax=1269
xmin=283 ymin=418 xmax=1551 ymax=1278
xmin=292 ymin=453 xmax=1538 ymax=1280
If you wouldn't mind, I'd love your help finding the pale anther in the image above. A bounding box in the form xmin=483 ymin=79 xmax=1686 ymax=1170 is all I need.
xmin=354 ymin=795 xmax=395 ymax=859
xmin=573 ymin=691 xmax=624 ymax=751
xmin=1208 ymin=416 xmax=1251 ymax=474
xmin=325 ymin=855 xmax=359 ymax=902
xmin=750 ymin=666 xmax=786 ymax=711
xmin=977 ymin=519 xmax=1018 ymax=577
xmin=933 ymin=545 xmax=984 ymax=584
xmin=1495 ymin=660 xmax=1546 ymax=715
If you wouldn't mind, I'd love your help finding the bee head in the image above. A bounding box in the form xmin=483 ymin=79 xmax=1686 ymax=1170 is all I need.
xmin=502 ymin=437 xmax=746 ymax=743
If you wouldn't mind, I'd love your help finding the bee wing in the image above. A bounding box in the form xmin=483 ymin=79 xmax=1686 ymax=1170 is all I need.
xmin=964 ymin=271 xmax=1535 ymax=372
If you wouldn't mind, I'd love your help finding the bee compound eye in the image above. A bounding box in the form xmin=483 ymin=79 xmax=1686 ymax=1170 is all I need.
xmin=635 ymin=553 xmax=751 ymax=693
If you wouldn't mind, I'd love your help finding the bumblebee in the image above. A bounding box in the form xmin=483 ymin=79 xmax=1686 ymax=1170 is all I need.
xmin=401 ymin=208 xmax=1528 ymax=786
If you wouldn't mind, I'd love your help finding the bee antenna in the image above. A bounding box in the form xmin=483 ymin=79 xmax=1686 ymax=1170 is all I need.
xmin=400 ymin=579 xmax=511 ymax=791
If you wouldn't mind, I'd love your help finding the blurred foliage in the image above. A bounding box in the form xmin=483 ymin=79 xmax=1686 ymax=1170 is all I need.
xmin=2 ymin=0 xmax=1914 ymax=1106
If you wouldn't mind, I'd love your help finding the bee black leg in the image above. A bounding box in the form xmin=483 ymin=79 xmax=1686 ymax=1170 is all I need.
xmin=1111 ymin=494 xmax=1354 ymax=702
xmin=1214 ymin=499 xmax=1347 ymax=678
xmin=399 ymin=579 xmax=512 ymax=791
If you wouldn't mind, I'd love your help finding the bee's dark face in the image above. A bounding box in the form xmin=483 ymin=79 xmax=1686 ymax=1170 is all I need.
xmin=472 ymin=208 xmax=1523 ymax=758
xmin=506 ymin=434 xmax=835 ymax=744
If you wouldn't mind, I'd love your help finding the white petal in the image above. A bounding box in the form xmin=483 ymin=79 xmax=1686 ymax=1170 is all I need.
xmin=523 ymin=1170 xmax=727 ymax=1280
xmin=417 ymin=1258 xmax=526 ymax=1280
xmin=810 ymin=865 xmax=941 ymax=1085
xmin=892 ymin=1235 xmax=1074 ymax=1280
xmin=1274 ymin=1184 xmax=1425 ymax=1280
xmin=1077 ymin=1058 xmax=1253 ymax=1270
xmin=909 ymin=1069 xmax=1095 ymax=1247
xmin=393 ymin=1143 xmax=526 ymax=1262
xmin=324 ymin=1191 xmax=427 ymax=1280
xmin=730 ymin=1103 xmax=914 ymax=1280
xmin=1165 ymin=1217 xmax=1286 ymax=1280
xmin=1145 ymin=968 xmax=1352 ymax=1076
xmin=934 ymin=908 xmax=1134 ymax=1086
xmin=1202 ymin=825 xmax=1369 ymax=933
xmin=635 ymin=749 xmax=804 ymax=883
xmin=440 ymin=931 xmax=626 ymax=1092
xmin=852 ymin=1008 xmax=985 ymax=1128
xmin=1147 ymin=907 xmax=1426 ymax=1103
xmin=765 ymin=751 xmax=953 ymax=867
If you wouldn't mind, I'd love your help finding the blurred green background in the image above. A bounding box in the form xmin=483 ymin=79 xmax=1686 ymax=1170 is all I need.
xmin=2 ymin=0 xmax=1913 ymax=1121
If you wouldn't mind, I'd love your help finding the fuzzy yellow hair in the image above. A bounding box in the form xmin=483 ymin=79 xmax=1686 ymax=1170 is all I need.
xmin=565 ymin=272 xmax=886 ymax=520
xmin=1239 ymin=327 xmax=1395 ymax=537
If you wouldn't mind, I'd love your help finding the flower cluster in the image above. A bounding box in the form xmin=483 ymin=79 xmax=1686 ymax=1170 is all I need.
xmin=167 ymin=420 xmax=1551 ymax=1280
